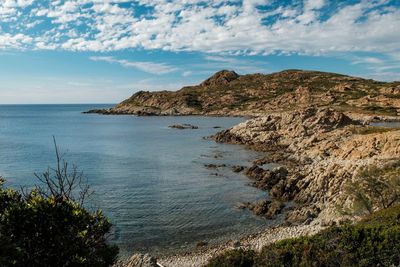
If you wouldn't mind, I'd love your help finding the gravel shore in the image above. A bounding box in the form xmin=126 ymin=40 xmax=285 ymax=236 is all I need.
xmin=158 ymin=224 xmax=324 ymax=267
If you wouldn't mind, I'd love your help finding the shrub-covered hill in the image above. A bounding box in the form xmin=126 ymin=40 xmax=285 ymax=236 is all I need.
xmin=86 ymin=69 xmax=400 ymax=116
xmin=206 ymin=204 xmax=400 ymax=267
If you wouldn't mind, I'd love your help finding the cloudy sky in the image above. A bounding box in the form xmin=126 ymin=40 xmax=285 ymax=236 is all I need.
xmin=0 ymin=0 xmax=399 ymax=104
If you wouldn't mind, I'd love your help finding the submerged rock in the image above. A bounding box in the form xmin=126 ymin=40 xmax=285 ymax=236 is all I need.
xmin=232 ymin=165 xmax=245 ymax=173
xmin=168 ymin=124 xmax=199 ymax=129
xmin=204 ymin=164 xmax=226 ymax=169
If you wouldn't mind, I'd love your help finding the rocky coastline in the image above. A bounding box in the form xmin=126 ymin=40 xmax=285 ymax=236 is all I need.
xmin=100 ymin=69 xmax=400 ymax=266
xmin=116 ymin=106 xmax=400 ymax=267
xmin=212 ymin=107 xmax=400 ymax=226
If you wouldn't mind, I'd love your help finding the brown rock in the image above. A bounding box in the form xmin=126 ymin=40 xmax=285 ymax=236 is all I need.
xmin=200 ymin=70 xmax=239 ymax=87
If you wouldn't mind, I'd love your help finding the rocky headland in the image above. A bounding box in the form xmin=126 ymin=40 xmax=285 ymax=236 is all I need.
xmin=85 ymin=69 xmax=400 ymax=118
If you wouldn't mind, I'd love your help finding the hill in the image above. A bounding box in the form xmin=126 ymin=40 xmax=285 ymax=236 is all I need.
xmin=86 ymin=69 xmax=400 ymax=117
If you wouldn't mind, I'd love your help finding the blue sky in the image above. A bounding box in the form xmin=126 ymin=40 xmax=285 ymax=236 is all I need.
xmin=0 ymin=0 xmax=399 ymax=104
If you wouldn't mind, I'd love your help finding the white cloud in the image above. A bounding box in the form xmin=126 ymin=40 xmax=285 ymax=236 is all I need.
xmin=304 ymin=0 xmax=325 ymax=11
xmin=352 ymin=57 xmax=384 ymax=65
xmin=89 ymin=56 xmax=178 ymax=74
xmin=0 ymin=0 xmax=398 ymax=61
xmin=182 ymin=71 xmax=193 ymax=77
xmin=0 ymin=33 xmax=32 ymax=49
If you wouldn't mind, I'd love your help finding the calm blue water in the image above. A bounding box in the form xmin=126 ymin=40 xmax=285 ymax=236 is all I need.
xmin=371 ymin=121 xmax=400 ymax=128
xmin=0 ymin=104 xmax=271 ymax=257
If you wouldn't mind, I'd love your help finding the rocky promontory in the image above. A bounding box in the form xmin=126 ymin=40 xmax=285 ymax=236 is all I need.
xmin=85 ymin=69 xmax=400 ymax=118
xmin=212 ymin=107 xmax=400 ymax=225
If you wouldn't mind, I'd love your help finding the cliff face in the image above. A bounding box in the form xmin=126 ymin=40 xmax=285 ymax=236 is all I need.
xmin=212 ymin=107 xmax=400 ymax=225
xmin=87 ymin=69 xmax=400 ymax=117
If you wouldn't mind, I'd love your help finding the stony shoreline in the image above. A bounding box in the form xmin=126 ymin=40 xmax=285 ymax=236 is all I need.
xmin=157 ymin=224 xmax=324 ymax=267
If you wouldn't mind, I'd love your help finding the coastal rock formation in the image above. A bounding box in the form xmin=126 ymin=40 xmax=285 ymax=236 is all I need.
xmin=212 ymin=107 xmax=400 ymax=224
xmin=85 ymin=69 xmax=400 ymax=117
xmin=214 ymin=107 xmax=357 ymax=148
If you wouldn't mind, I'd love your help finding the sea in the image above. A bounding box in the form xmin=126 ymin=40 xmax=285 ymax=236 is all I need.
xmin=0 ymin=104 xmax=273 ymax=257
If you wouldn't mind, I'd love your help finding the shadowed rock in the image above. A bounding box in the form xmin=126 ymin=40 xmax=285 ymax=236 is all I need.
xmin=168 ymin=123 xmax=199 ymax=129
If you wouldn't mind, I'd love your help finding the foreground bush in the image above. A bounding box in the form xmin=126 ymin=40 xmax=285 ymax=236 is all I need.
xmin=0 ymin=140 xmax=118 ymax=266
xmin=206 ymin=205 xmax=400 ymax=267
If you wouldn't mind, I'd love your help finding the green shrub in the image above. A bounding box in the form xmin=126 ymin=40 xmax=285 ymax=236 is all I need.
xmin=205 ymin=205 xmax=400 ymax=267
xmin=0 ymin=139 xmax=118 ymax=266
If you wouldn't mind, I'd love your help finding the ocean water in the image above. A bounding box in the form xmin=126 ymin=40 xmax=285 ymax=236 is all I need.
xmin=0 ymin=104 xmax=271 ymax=257
xmin=371 ymin=121 xmax=400 ymax=128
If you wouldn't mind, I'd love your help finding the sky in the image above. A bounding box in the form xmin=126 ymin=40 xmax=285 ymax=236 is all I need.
xmin=0 ymin=0 xmax=399 ymax=104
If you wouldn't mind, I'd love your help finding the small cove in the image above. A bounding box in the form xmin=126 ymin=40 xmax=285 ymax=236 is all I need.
xmin=0 ymin=104 xmax=275 ymax=257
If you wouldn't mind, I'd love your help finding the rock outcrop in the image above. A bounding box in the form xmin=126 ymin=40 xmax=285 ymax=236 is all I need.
xmin=85 ymin=69 xmax=400 ymax=117
xmin=212 ymin=107 xmax=400 ymax=224
xmin=200 ymin=70 xmax=239 ymax=87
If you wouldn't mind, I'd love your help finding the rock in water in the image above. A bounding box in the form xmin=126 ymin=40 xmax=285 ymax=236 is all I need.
xmin=232 ymin=165 xmax=245 ymax=172
xmin=168 ymin=123 xmax=199 ymax=129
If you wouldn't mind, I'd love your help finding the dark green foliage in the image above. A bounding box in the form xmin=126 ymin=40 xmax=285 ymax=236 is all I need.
xmin=0 ymin=140 xmax=118 ymax=266
xmin=0 ymin=179 xmax=118 ymax=267
xmin=206 ymin=249 xmax=256 ymax=267
xmin=183 ymin=93 xmax=203 ymax=111
xmin=205 ymin=205 xmax=400 ymax=267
